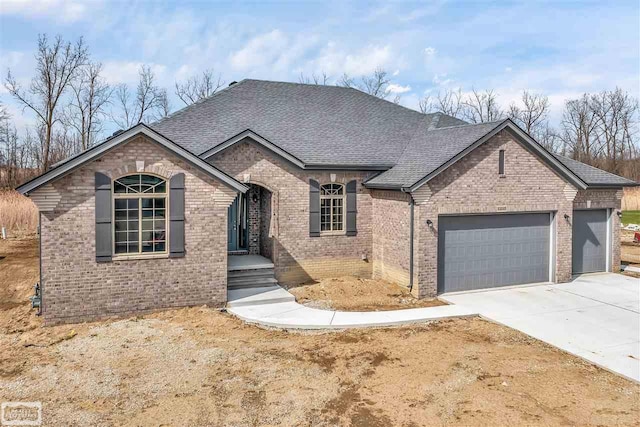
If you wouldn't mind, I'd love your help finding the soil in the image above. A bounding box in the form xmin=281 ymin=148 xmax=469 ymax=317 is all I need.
xmin=622 ymin=229 xmax=640 ymax=264
xmin=286 ymin=277 xmax=446 ymax=311
xmin=1 ymin=238 xmax=639 ymax=426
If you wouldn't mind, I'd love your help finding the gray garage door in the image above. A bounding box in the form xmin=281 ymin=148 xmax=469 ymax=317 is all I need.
xmin=438 ymin=213 xmax=551 ymax=294
xmin=572 ymin=209 xmax=608 ymax=274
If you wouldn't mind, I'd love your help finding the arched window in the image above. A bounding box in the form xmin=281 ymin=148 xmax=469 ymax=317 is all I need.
xmin=320 ymin=183 xmax=345 ymax=233
xmin=113 ymin=174 xmax=167 ymax=255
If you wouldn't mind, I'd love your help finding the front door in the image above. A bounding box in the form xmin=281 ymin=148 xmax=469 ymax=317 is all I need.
xmin=228 ymin=193 xmax=248 ymax=252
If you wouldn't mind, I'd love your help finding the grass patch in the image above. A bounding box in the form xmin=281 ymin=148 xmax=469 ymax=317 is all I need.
xmin=622 ymin=210 xmax=640 ymax=225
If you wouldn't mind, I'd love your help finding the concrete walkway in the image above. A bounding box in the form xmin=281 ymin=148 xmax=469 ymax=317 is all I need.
xmin=441 ymin=273 xmax=640 ymax=383
xmin=226 ymin=286 xmax=477 ymax=329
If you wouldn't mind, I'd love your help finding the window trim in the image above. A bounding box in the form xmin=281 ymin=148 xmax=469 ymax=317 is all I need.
xmin=319 ymin=182 xmax=346 ymax=236
xmin=111 ymin=173 xmax=170 ymax=260
xmin=498 ymin=149 xmax=506 ymax=177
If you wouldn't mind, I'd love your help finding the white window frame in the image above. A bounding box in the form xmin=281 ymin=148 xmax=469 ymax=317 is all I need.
xmin=320 ymin=183 xmax=346 ymax=235
xmin=112 ymin=173 xmax=169 ymax=259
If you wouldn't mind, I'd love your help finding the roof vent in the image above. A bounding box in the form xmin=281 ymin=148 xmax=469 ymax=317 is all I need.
xmin=111 ymin=129 xmax=125 ymax=137
xmin=228 ymin=81 xmax=238 ymax=87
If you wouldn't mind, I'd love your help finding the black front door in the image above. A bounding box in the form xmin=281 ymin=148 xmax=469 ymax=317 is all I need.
xmin=228 ymin=193 xmax=248 ymax=251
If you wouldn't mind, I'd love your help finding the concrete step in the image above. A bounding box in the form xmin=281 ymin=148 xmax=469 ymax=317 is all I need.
xmin=227 ymin=286 xmax=295 ymax=307
xmin=228 ymin=269 xmax=275 ymax=279
xmin=228 ymin=277 xmax=279 ymax=289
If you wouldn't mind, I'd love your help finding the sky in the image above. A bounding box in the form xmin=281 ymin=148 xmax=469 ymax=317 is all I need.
xmin=0 ymin=0 xmax=638 ymax=135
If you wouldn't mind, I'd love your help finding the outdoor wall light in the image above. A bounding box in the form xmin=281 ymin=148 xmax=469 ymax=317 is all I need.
xmin=616 ymin=210 xmax=623 ymax=218
xmin=426 ymin=219 xmax=433 ymax=227
xmin=564 ymin=214 xmax=570 ymax=220
xmin=252 ymin=193 xmax=259 ymax=203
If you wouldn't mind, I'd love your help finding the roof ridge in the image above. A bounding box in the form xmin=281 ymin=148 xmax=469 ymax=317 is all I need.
xmin=240 ymin=78 xmax=428 ymax=118
xmin=425 ymin=118 xmax=506 ymax=132
xmin=151 ymin=78 xmax=249 ymax=126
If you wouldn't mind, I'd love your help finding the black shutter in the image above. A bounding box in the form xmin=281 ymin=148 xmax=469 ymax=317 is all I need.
xmin=169 ymin=173 xmax=185 ymax=258
xmin=95 ymin=172 xmax=112 ymax=262
xmin=309 ymin=179 xmax=320 ymax=237
xmin=346 ymin=180 xmax=357 ymax=236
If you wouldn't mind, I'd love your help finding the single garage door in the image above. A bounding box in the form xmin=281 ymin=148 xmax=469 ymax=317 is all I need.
xmin=438 ymin=213 xmax=551 ymax=293
xmin=572 ymin=209 xmax=608 ymax=274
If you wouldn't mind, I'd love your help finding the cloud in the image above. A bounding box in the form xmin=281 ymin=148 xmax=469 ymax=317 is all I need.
xmin=309 ymin=43 xmax=395 ymax=76
xmin=101 ymin=61 xmax=167 ymax=85
xmin=386 ymin=83 xmax=411 ymax=94
xmin=424 ymin=47 xmax=436 ymax=56
xmin=0 ymin=0 xmax=90 ymax=23
xmin=230 ymin=30 xmax=289 ymax=71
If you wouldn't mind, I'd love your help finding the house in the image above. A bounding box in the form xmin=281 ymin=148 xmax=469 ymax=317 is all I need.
xmin=17 ymin=79 xmax=638 ymax=325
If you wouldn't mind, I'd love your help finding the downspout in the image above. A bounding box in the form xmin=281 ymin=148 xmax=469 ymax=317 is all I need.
xmin=402 ymin=188 xmax=415 ymax=293
xmin=37 ymin=212 xmax=42 ymax=316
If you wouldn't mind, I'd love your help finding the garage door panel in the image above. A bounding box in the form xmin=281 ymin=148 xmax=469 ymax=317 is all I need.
xmin=572 ymin=210 xmax=607 ymax=274
xmin=438 ymin=213 xmax=551 ymax=293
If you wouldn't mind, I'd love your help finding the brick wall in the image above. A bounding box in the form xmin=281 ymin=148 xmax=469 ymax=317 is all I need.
xmin=412 ymin=129 xmax=575 ymax=297
xmin=209 ymin=139 xmax=375 ymax=285
xmin=40 ymin=136 xmax=231 ymax=325
xmin=370 ymin=190 xmax=413 ymax=287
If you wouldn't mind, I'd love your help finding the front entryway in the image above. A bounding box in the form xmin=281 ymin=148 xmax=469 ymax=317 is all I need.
xmin=437 ymin=213 xmax=552 ymax=293
xmin=572 ymin=209 xmax=608 ymax=274
xmin=228 ymin=193 xmax=248 ymax=252
xmin=227 ymin=184 xmax=274 ymax=256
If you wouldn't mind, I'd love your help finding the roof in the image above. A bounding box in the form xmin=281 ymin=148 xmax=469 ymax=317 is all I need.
xmin=552 ymin=154 xmax=638 ymax=187
xmin=152 ymin=79 xmax=455 ymax=167
xmin=19 ymin=80 xmax=636 ymax=195
xmin=16 ymin=124 xmax=248 ymax=195
xmin=366 ymin=120 xmax=505 ymax=189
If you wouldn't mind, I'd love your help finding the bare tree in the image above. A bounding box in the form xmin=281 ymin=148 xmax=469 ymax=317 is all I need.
xmin=462 ymin=89 xmax=504 ymax=123
xmin=339 ymin=68 xmax=393 ymax=99
xmin=589 ymin=88 xmax=639 ymax=174
xmin=508 ymin=90 xmax=550 ymax=134
xmin=418 ymin=94 xmax=434 ymax=114
xmin=175 ymin=69 xmax=224 ymax=106
xmin=558 ymin=94 xmax=600 ymax=163
xmin=112 ymin=65 xmax=168 ymax=128
xmin=64 ymin=61 xmax=112 ymax=150
xmin=435 ymin=88 xmax=464 ymax=118
xmin=298 ymin=71 xmax=330 ymax=85
xmin=5 ymin=34 xmax=88 ymax=171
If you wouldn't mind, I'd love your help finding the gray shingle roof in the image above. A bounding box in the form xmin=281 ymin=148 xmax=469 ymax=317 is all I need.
xmin=152 ymin=79 xmax=452 ymax=167
xmin=552 ymin=154 xmax=638 ymax=187
xmin=365 ymin=120 xmax=505 ymax=188
xmin=151 ymin=79 xmax=637 ymax=189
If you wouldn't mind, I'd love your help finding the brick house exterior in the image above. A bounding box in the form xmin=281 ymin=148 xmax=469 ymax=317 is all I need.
xmin=17 ymin=80 xmax=636 ymax=325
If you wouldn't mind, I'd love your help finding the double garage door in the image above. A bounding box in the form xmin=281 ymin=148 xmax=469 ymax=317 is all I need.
xmin=438 ymin=210 xmax=609 ymax=294
xmin=438 ymin=213 xmax=551 ymax=294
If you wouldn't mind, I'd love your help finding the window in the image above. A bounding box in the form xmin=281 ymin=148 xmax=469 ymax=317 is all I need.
xmin=320 ymin=183 xmax=345 ymax=233
xmin=113 ymin=174 xmax=167 ymax=255
xmin=498 ymin=149 xmax=505 ymax=175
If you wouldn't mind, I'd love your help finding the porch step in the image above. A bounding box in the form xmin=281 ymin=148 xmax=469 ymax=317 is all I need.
xmin=228 ymin=265 xmax=278 ymax=290
xmin=227 ymin=286 xmax=295 ymax=308
xmin=229 ymin=277 xmax=278 ymax=289
xmin=228 ymin=269 xmax=275 ymax=280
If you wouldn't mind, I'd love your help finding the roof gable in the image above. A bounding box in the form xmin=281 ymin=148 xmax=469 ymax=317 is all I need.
xmin=16 ymin=124 xmax=248 ymax=195
xmin=365 ymin=119 xmax=589 ymax=191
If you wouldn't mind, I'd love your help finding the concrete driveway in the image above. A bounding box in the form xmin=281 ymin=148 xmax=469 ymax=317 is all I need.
xmin=441 ymin=273 xmax=640 ymax=383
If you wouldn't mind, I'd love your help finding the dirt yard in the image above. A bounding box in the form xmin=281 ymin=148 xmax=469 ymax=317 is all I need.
xmin=286 ymin=277 xmax=446 ymax=311
xmin=622 ymin=229 xmax=640 ymax=265
xmin=1 ymin=239 xmax=639 ymax=426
